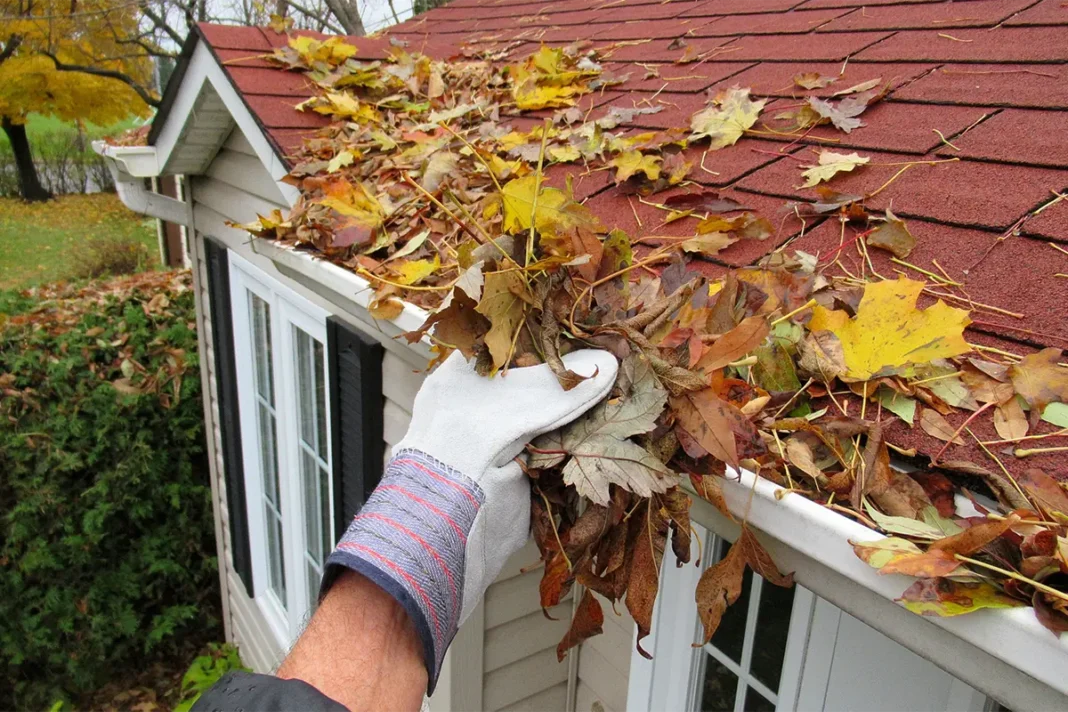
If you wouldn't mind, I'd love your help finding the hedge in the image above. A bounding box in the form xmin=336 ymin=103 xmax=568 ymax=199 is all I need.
xmin=0 ymin=271 xmax=218 ymax=708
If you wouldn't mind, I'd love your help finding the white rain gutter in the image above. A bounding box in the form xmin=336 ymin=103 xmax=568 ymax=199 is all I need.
xmin=91 ymin=141 xmax=191 ymax=228
xmin=700 ymin=469 xmax=1068 ymax=708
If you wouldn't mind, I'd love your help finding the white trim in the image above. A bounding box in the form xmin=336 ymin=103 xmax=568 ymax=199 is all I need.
xmin=153 ymin=41 xmax=299 ymax=206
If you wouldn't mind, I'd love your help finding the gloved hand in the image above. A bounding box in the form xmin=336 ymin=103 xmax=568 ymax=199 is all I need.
xmin=321 ymin=349 xmax=618 ymax=693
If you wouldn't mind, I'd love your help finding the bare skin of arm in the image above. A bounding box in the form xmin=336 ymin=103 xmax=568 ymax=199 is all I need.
xmin=277 ymin=570 xmax=428 ymax=712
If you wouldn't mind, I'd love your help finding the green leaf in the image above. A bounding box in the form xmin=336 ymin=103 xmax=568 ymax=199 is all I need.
xmin=876 ymin=387 xmax=916 ymax=426
xmin=864 ymin=502 xmax=944 ymax=539
xmin=1042 ymin=401 xmax=1068 ymax=428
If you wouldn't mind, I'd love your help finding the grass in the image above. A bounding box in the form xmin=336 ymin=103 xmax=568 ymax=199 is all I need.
xmin=0 ymin=193 xmax=158 ymax=290
xmin=0 ymin=113 xmax=146 ymax=150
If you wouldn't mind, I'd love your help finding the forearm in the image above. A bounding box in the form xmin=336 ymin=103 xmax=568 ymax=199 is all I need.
xmin=277 ymin=570 xmax=428 ymax=712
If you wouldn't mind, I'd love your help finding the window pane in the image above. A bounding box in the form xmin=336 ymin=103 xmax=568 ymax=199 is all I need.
xmin=320 ymin=464 xmax=333 ymax=556
xmin=266 ymin=509 xmax=286 ymax=608
xmin=744 ymin=687 xmax=775 ymax=712
xmin=306 ymin=560 xmax=321 ymax=615
xmin=699 ymin=656 xmax=739 ymax=712
xmin=258 ymin=403 xmax=280 ymax=507
xmin=250 ymin=294 xmax=273 ymax=402
xmin=296 ymin=328 xmax=315 ymax=448
xmin=750 ymin=579 xmax=796 ymax=692
xmin=711 ymin=567 xmax=753 ymax=663
xmin=302 ymin=448 xmax=322 ymax=564
xmin=314 ymin=338 xmax=327 ymax=459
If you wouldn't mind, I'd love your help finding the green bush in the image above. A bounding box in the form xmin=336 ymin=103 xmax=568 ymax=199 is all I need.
xmin=0 ymin=271 xmax=218 ymax=709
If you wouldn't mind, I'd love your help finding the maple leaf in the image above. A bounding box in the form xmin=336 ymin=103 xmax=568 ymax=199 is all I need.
xmin=798 ymin=151 xmax=870 ymax=188
xmin=500 ymin=175 xmax=604 ymax=237
xmin=318 ymin=179 xmax=385 ymax=247
xmin=867 ymin=209 xmax=916 ymax=259
xmin=475 ymin=271 xmax=530 ymax=370
xmin=807 ymin=278 xmax=972 ymax=381
xmin=898 ymin=579 xmax=1023 ymax=617
xmin=420 ymin=151 xmax=459 ymax=192
xmin=609 ymin=151 xmax=662 ymax=184
xmin=1009 ymin=348 xmax=1068 ymax=427
xmin=805 ymin=86 xmax=884 ymax=133
xmin=794 ymin=72 xmax=837 ymax=90
xmin=664 ymin=191 xmax=748 ymax=214
xmin=392 ymin=256 xmax=441 ymax=286
xmin=536 ymin=354 xmax=675 ymax=505
xmin=680 ymin=232 xmax=737 ymax=257
xmin=689 ymin=87 xmax=766 ymax=150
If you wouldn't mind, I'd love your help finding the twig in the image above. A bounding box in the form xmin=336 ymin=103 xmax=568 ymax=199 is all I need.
xmin=982 ymin=428 xmax=1068 ymax=446
xmin=931 ymin=401 xmax=994 ymax=464
xmin=955 ymin=555 xmax=1068 ymax=604
xmin=1015 ymin=445 xmax=1068 ymax=458
xmin=891 ymin=257 xmax=962 ymax=286
xmin=771 ymin=299 xmax=817 ymax=326
xmin=527 ymin=120 xmax=551 ymax=267
xmin=536 ymin=488 xmax=572 ymax=571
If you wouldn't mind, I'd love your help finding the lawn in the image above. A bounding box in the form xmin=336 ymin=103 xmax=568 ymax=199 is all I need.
xmin=0 ymin=193 xmax=158 ymax=290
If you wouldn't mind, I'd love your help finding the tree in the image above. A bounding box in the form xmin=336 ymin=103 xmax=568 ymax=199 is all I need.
xmin=0 ymin=2 xmax=154 ymax=201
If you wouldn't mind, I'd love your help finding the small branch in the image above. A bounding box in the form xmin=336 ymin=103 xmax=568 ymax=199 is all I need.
xmin=0 ymin=33 xmax=22 ymax=65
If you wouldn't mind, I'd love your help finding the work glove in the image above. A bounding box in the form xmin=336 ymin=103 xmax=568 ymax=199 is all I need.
xmin=321 ymin=349 xmax=618 ymax=693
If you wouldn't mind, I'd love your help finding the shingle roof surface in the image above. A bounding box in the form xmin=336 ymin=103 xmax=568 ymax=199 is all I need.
xmin=193 ymin=0 xmax=1067 ymax=477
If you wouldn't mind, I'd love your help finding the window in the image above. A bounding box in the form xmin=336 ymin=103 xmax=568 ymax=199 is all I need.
xmin=229 ymin=254 xmax=333 ymax=645
xmin=696 ymin=539 xmax=797 ymax=712
xmin=628 ymin=521 xmax=995 ymax=712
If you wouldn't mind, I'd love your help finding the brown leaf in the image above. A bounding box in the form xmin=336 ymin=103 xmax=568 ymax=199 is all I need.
xmin=671 ymin=389 xmax=740 ymax=466
xmin=557 ymin=590 xmax=604 ymax=661
xmin=695 ymin=535 xmax=746 ymax=645
xmin=660 ymin=487 xmax=693 ymax=565
xmin=663 ymin=191 xmax=748 ymax=214
xmin=406 ymin=291 xmax=490 ymax=358
xmin=867 ymin=210 xmax=915 ymax=259
xmin=852 ymin=423 xmax=890 ymax=509
xmin=919 ymin=408 xmax=963 ymax=444
xmin=871 ymin=471 xmax=934 ymax=519
xmin=1010 ymin=348 xmax=1068 ymax=427
xmin=993 ymin=397 xmax=1029 ymax=441
xmin=1033 ymin=589 xmax=1068 ymax=636
xmin=540 ymin=549 xmax=572 ymax=609
xmin=738 ymin=526 xmax=793 ymax=588
xmin=961 ymin=364 xmax=1015 ymax=404
xmin=880 ymin=549 xmax=962 ymax=577
xmin=690 ymin=473 xmax=735 ymax=522
xmin=794 ymin=72 xmax=837 ymax=90
xmin=1022 ymin=529 xmax=1058 ymax=558
xmin=569 ymin=227 xmax=605 ymax=282
xmin=797 ymin=330 xmax=846 ymax=382
xmin=928 ymin=513 xmax=1019 ymax=556
xmin=696 ymin=316 xmax=770 ymax=373
xmin=566 ymin=505 xmax=611 ymax=561
xmin=1019 ymin=468 xmax=1068 ymax=521
xmin=626 ymin=502 xmax=667 ymax=658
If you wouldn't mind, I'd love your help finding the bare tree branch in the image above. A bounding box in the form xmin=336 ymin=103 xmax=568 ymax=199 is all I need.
xmin=140 ymin=2 xmax=184 ymax=46
xmin=279 ymin=0 xmax=345 ymax=34
xmin=322 ymin=0 xmax=364 ymax=35
xmin=43 ymin=51 xmax=160 ymax=107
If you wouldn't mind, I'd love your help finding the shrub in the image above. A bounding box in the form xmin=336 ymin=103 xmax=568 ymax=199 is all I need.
xmin=0 ymin=271 xmax=217 ymax=709
xmin=71 ymin=234 xmax=153 ymax=280
xmin=0 ymin=120 xmax=120 ymax=198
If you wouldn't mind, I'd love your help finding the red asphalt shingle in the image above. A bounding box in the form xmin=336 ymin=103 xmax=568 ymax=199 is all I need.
xmin=816 ymin=0 xmax=1038 ymax=32
xmin=891 ymin=64 xmax=1068 ymax=110
xmin=941 ymin=109 xmax=1068 ymax=168
xmin=191 ymin=0 xmax=1067 ymax=361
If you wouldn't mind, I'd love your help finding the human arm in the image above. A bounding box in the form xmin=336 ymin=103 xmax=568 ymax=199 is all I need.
xmin=193 ymin=349 xmax=617 ymax=712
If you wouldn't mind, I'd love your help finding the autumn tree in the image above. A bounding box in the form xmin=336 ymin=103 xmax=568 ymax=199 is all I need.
xmin=0 ymin=1 xmax=154 ymax=201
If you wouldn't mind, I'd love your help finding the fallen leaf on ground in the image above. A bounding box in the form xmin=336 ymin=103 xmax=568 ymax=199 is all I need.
xmin=690 ymin=87 xmax=766 ymax=150
xmin=920 ymin=408 xmax=964 ymax=445
xmin=799 ymin=151 xmax=870 ymax=188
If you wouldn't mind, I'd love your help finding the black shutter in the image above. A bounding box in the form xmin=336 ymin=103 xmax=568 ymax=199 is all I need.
xmin=327 ymin=317 xmax=385 ymax=540
xmin=203 ymin=237 xmax=254 ymax=596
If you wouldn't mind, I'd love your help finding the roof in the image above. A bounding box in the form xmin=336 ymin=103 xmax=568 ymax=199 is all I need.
xmin=184 ymin=5 xmax=1067 ymax=479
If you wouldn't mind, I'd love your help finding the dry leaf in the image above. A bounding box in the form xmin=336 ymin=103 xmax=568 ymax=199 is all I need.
xmin=799 ymin=151 xmax=870 ymax=188
xmin=696 ymin=316 xmax=770 ymax=373
xmin=1009 ymin=348 xmax=1068 ymax=427
xmin=919 ymin=408 xmax=963 ymax=445
xmin=807 ymin=278 xmax=972 ymax=381
xmin=557 ymin=590 xmax=604 ymax=660
xmin=867 ymin=209 xmax=916 ymax=259
xmin=690 ymin=87 xmax=766 ymax=150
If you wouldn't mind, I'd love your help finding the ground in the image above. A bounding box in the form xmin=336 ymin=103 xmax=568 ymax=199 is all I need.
xmin=0 ymin=193 xmax=158 ymax=289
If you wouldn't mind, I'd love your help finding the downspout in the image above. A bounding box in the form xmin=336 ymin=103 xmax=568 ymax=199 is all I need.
xmin=91 ymin=141 xmax=190 ymax=227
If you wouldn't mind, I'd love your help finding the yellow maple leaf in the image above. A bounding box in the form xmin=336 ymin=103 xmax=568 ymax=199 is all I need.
xmin=609 ymin=151 xmax=662 ymax=183
xmin=807 ymin=278 xmax=972 ymax=381
xmin=318 ymin=179 xmax=385 ymax=240
xmin=393 ymin=256 xmax=441 ymax=286
xmin=500 ymin=176 xmax=604 ymax=237
xmin=310 ymin=92 xmax=380 ymax=123
xmin=510 ymin=47 xmax=597 ymax=110
xmin=799 ymin=151 xmax=870 ymax=188
xmin=690 ymin=87 xmax=766 ymax=150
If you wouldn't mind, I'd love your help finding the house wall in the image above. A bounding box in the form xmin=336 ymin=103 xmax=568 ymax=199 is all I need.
xmin=187 ymin=125 xmax=628 ymax=711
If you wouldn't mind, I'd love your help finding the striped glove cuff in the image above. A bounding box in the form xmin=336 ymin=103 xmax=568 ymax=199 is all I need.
xmin=321 ymin=449 xmax=484 ymax=693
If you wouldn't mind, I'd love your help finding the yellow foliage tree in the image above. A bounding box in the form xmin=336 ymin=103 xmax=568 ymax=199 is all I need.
xmin=0 ymin=0 xmax=155 ymax=200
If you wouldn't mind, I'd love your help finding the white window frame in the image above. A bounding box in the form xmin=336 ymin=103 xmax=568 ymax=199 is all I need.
xmin=229 ymin=253 xmax=333 ymax=647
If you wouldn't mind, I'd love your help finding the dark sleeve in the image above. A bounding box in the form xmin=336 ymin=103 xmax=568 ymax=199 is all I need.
xmin=191 ymin=671 xmax=349 ymax=712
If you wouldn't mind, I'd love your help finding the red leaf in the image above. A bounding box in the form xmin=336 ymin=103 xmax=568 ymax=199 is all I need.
xmin=557 ymin=590 xmax=605 ymax=661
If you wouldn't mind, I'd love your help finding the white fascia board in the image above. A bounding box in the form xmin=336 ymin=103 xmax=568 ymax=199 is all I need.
xmin=703 ymin=467 xmax=1068 ymax=701
xmin=152 ymin=40 xmax=300 ymax=207
xmin=91 ymin=141 xmax=191 ymax=226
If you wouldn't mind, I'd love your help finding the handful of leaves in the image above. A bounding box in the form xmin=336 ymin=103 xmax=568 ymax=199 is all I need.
xmin=241 ymin=34 xmax=1068 ymax=658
